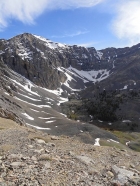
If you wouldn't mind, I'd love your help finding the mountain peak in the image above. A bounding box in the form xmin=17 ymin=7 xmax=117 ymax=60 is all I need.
xmin=33 ymin=34 xmax=67 ymax=49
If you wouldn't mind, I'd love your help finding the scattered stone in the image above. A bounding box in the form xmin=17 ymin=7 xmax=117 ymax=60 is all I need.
xmin=44 ymin=161 xmax=51 ymax=169
xmin=10 ymin=162 xmax=25 ymax=168
xmin=130 ymin=164 xmax=135 ymax=168
xmin=31 ymin=156 xmax=37 ymax=161
xmin=68 ymin=151 xmax=75 ymax=156
xmin=35 ymin=139 xmax=46 ymax=144
xmin=8 ymin=154 xmax=23 ymax=160
xmin=112 ymin=182 xmax=121 ymax=186
xmin=107 ymin=171 xmax=114 ymax=178
xmin=46 ymin=142 xmax=55 ymax=147
xmin=28 ymin=145 xmax=34 ymax=148
xmin=120 ymin=149 xmax=127 ymax=152
xmin=39 ymin=154 xmax=52 ymax=161
xmin=76 ymin=155 xmax=94 ymax=165
xmin=45 ymin=149 xmax=50 ymax=153
xmin=51 ymin=136 xmax=59 ymax=140
xmin=0 ymin=123 xmax=140 ymax=186
xmin=34 ymin=148 xmax=44 ymax=153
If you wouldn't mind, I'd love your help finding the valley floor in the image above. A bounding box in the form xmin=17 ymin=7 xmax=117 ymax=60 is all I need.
xmin=0 ymin=117 xmax=140 ymax=186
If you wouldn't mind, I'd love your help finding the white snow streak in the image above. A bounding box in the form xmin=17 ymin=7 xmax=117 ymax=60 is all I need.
xmin=22 ymin=113 xmax=34 ymax=120
xmin=14 ymin=97 xmax=51 ymax=108
xmin=38 ymin=117 xmax=55 ymax=120
xmin=45 ymin=120 xmax=56 ymax=123
xmin=107 ymin=139 xmax=119 ymax=143
xmin=30 ymin=108 xmax=40 ymax=112
xmin=18 ymin=93 xmax=41 ymax=101
xmin=26 ymin=123 xmax=51 ymax=130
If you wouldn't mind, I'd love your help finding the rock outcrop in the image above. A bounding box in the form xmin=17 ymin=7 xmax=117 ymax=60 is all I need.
xmin=1 ymin=33 xmax=140 ymax=91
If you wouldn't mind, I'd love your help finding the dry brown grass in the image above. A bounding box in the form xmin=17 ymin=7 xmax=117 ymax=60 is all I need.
xmin=0 ymin=144 xmax=15 ymax=152
xmin=0 ymin=117 xmax=19 ymax=130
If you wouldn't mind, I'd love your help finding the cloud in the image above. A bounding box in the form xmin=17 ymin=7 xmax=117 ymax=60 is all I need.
xmin=77 ymin=41 xmax=100 ymax=47
xmin=0 ymin=0 xmax=105 ymax=29
xmin=51 ymin=30 xmax=89 ymax=38
xmin=0 ymin=0 xmax=49 ymax=27
xmin=47 ymin=0 xmax=105 ymax=9
xmin=112 ymin=0 xmax=140 ymax=45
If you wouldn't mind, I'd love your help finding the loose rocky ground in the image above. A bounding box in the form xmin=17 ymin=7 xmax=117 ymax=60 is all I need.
xmin=0 ymin=117 xmax=140 ymax=186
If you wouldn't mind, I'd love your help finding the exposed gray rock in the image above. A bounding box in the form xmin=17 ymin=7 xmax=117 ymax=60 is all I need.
xmin=1 ymin=33 xmax=140 ymax=92
xmin=44 ymin=161 xmax=51 ymax=169
xmin=76 ymin=155 xmax=94 ymax=165
xmin=51 ymin=135 xmax=60 ymax=140
xmin=34 ymin=149 xmax=44 ymax=154
xmin=112 ymin=165 xmax=138 ymax=185
xmin=107 ymin=171 xmax=114 ymax=178
xmin=35 ymin=139 xmax=45 ymax=144
xmin=10 ymin=161 xmax=25 ymax=167
xmin=39 ymin=154 xmax=51 ymax=161
xmin=8 ymin=154 xmax=23 ymax=160
xmin=46 ymin=142 xmax=55 ymax=147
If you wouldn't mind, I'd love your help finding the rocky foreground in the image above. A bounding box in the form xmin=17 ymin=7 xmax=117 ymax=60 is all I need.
xmin=0 ymin=117 xmax=140 ymax=186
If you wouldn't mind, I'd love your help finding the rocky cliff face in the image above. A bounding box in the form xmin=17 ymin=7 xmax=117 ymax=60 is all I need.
xmin=0 ymin=34 xmax=67 ymax=89
xmin=1 ymin=33 xmax=99 ymax=89
xmin=1 ymin=33 xmax=140 ymax=92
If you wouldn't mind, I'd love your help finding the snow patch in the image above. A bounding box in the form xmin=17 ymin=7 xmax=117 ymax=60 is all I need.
xmin=94 ymin=138 xmax=100 ymax=146
xmin=98 ymin=120 xmax=103 ymax=123
xmin=126 ymin=141 xmax=130 ymax=146
xmin=33 ymin=35 xmax=66 ymax=49
xmin=121 ymin=85 xmax=128 ymax=90
xmin=57 ymin=97 xmax=68 ymax=106
xmin=96 ymin=51 xmax=103 ymax=60
xmin=82 ymin=54 xmax=88 ymax=59
xmin=122 ymin=120 xmax=131 ymax=123
xmin=17 ymin=42 xmax=33 ymax=60
xmin=68 ymin=66 xmax=110 ymax=83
